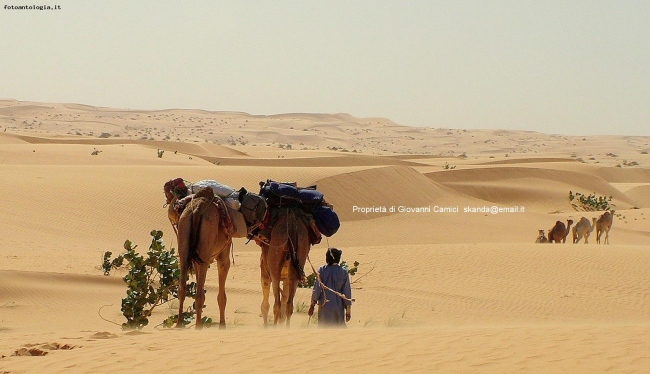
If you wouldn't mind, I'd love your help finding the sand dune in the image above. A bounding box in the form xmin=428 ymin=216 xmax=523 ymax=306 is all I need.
xmin=426 ymin=166 xmax=637 ymax=212
xmin=622 ymin=185 xmax=650 ymax=208
xmin=315 ymin=165 xmax=479 ymax=222
xmin=477 ymin=157 xmax=577 ymax=165
xmin=203 ymin=154 xmax=425 ymax=168
xmin=3 ymin=132 xmax=246 ymax=158
xmin=2 ymin=100 xmax=650 ymax=373
xmin=597 ymin=167 xmax=650 ymax=183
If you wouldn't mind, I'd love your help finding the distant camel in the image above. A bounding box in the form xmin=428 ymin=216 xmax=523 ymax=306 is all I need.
xmin=259 ymin=208 xmax=311 ymax=326
xmin=548 ymin=219 xmax=573 ymax=243
xmin=535 ymin=229 xmax=548 ymax=243
xmin=572 ymin=217 xmax=597 ymax=244
xmin=175 ymin=187 xmax=233 ymax=329
xmin=596 ymin=210 xmax=615 ymax=245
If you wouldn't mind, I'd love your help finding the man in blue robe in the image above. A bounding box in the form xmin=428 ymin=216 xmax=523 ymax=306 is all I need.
xmin=308 ymin=247 xmax=352 ymax=326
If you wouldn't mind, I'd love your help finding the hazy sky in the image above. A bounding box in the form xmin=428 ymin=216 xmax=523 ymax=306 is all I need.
xmin=1 ymin=1 xmax=648 ymax=136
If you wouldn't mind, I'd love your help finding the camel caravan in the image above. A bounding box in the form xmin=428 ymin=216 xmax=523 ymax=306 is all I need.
xmin=536 ymin=210 xmax=615 ymax=245
xmin=163 ymin=178 xmax=340 ymax=328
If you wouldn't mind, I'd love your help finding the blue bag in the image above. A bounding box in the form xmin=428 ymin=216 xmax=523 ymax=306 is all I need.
xmin=298 ymin=188 xmax=323 ymax=203
xmin=313 ymin=206 xmax=340 ymax=237
xmin=269 ymin=182 xmax=300 ymax=199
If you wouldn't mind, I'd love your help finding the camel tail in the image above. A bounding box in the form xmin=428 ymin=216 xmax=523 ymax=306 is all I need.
xmin=187 ymin=188 xmax=217 ymax=267
xmin=287 ymin=212 xmax=304 ymax=280
xmin=187 ymin=204 xmax=205 ymax=267
xmin=177 ymin=199 xmax=206 ymax=274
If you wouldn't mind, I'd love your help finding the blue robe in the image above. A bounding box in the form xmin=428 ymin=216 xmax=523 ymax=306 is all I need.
xmin=311 ymin=264 xmax=352 ymax=326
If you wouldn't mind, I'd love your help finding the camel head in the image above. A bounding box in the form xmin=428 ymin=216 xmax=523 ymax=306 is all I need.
xmin=164 ymin=178 xmax=189 ymax=205
xmin=567 ymin=219 xmax=574 ymax=227
xmin=164 ymin=186 xmax=175 ymax=204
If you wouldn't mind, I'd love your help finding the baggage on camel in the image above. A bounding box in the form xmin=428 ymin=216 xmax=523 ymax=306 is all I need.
xmin=258 ymin=179 xmax=340 ymax=237
xmin=312 ymin=205 xmax=340 ymax=237
xmin=191 ymin=179 xmax=241 ymax=210
xmin=237 ymin=187 xmax=268 ymax=228
xmin=226 ymin=206 xmax=248 ymax=238
xmin=165 ymin=178 xmax=266 ymax=238
xmin=190 ymin=179 xmax=235 ymax=198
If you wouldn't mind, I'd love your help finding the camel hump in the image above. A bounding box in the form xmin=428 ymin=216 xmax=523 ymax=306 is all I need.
xmin=195 ymin=186 xmax=215 ymax=201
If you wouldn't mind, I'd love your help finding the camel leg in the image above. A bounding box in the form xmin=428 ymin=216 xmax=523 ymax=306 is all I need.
xmin=271 ymin=275 xmax=282 ymax=325
xmin=284 ymin=279 xmax=300 ymax=328
xmin=605 ymin=229 xmax=610 ymax=245
xmin=266 ymin=249 xmax=284 ymax=325
xmin=260 ymin=250 xmax=271 ymax=326
xmin=287 ymin=223 xmax=310 ymax=328
xmin=267 ymin=242 xmax=287 ymax=325
xmin=280 ymin=276 xmax=292 ymax=327
xmin=175 ymin=264 xmax=188 ymax=328
xmin=175 ymin=217 xmax=190 ymax=329
xmin=216 ymin=246 xmax=231 ymax=329
xmin=194 ymin=262 xmax=209 ymax=329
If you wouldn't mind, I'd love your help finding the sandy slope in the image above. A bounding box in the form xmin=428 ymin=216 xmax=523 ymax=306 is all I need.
xmin=2 ymin=100 xmax=650 ymax=373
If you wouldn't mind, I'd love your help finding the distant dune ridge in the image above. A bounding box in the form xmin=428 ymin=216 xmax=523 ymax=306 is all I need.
xmin=1 ymin=99 xmax=650 ymax=373
xmin=2 ymin=99 xmax=650 ymax=157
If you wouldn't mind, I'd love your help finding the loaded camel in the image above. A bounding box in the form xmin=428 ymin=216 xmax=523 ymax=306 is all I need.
xmin=259 ymin=208 xmax=312 ymax=327
xmin=164 ymin=179 xmax=233 ymax=329
xmin=572 ymin=217 xmax=597 ymax=244
xmin=175 ymin=187 xmax=233 ymax=329
xmin=596 ymin=210 xmax=615 ymax=245
xmin=548 ymin=219 xmax=573 ymax=243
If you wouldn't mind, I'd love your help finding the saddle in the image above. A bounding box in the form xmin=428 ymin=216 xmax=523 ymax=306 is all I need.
xmin=173 ymin=187 xmax=235 ymax=236
xmin=256 ymin=207 xmax=322 ymax=246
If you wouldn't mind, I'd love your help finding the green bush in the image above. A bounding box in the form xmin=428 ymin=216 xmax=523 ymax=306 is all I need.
xmin=569 ymin=191 xmax=613 ymax=211
xmin=102 ymin=230 xmax=212 ymax=329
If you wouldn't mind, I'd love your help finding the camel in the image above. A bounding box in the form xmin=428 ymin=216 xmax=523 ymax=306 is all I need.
xmin=572 ymin=217 xmax=597 ymax=244
xmin=175 ymin=187 xmax=232 ymax=329
xmin=259 ymin=208 xmax=311 ymax=327
xmin=548 ymin=219 xmax=573 ymax=243
xmin=596 ymin=210 xmax=615 ymax=245
xmin=535 ymin=229 xmax=548 ymax=243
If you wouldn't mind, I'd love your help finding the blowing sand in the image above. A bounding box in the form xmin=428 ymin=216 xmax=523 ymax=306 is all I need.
xmin=1 ymin=100 xmax=650 ymax=373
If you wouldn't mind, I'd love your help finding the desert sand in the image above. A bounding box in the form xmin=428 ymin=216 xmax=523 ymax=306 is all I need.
xmin=1 ymin=100 xmax=650 ymax=373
